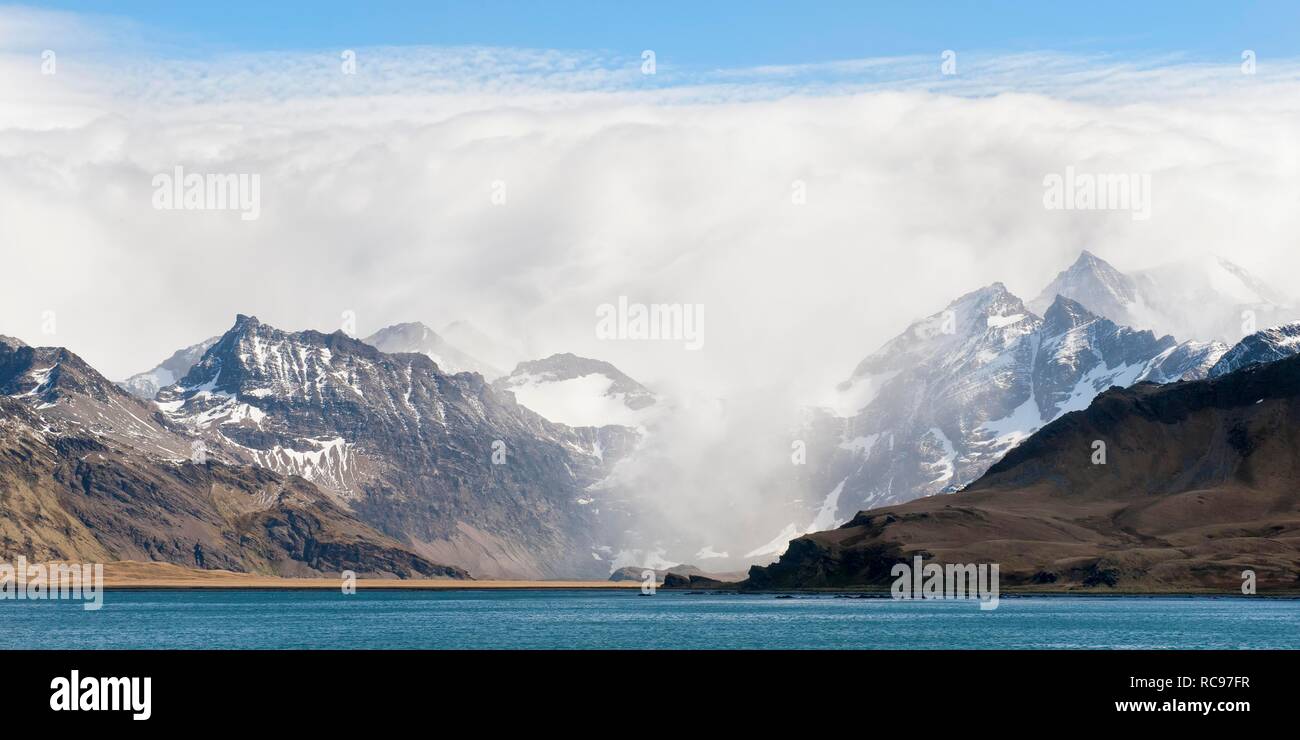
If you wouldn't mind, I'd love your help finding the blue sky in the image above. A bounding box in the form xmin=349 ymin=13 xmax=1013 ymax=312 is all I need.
xmin=26 ymin=0 xmax=1300 ymax=66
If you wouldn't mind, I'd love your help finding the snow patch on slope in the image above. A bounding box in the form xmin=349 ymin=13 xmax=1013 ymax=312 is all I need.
xmin=744 ymin=522 xmax=803 ymax=559
xmin=251 ymin=437 xmax=357 ymax=495
xmin=505 ymin=372 xmax=649 ymax=427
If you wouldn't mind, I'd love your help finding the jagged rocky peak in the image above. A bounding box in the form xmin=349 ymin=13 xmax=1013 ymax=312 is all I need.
xmin=846 ymin=282 xmax=1036 ymax=382
xmin=0 ymin=335 xmax=27 ymax=351
xmin=1033 ymin=249 xmax=1299 ymax=344
xmin=1029 ymin=249 xmax=1138 ymax=320
xmin=1208 ymin=321 xmax=1300 ymax=378
xmin=0 ymin=396 xmax=466 ymax=579
xmin=1154 ymin=340 xmax=1230 ymax=381
xmin=366 ymin=321 xmax=438 ymax=348
xmin=1041 ymin=294 xmax=1102 ymax=335
xmin=363 ymin=321 xmax=502 ymax=378
xmin=1039 ymin=293 xmax=1180 ymax=362
xmin=0 ymin=328 xmax=468 ymax=579
xmin=790 ymin=269 xmax=1232 ymax=551
xmin=161 ymin=314 xmax=393 ymax=403
xmin=947 ymin=281 xmax=1034 ymax=332
xmin=0 ymin=337 xmax=194 ymax=458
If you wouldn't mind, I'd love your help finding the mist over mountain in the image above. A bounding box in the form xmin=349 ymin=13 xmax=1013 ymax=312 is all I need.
xmin=800 ymin=289 xmax=1218 ymax=524
xmin=364 ymin=322 xmax=503 ymax=379
xmin=5 ymin=246 xmax=1300 ymax=578
xmin=749 ymin=350 xmax=1300 ymax=592
xmin=749 ymin=251 xmax=1248 ymax=560
xmin=1030 ymin=250 xmax=1298 ymax=345
xmin=1028 ymin=250 xmax=1137 ymax=325
xmin=439 ymin=321 xmax=524 ymax=378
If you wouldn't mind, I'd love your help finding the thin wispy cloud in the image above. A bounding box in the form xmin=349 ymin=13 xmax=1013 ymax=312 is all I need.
xmin=7 ymin=5 xmax=1300 ymax=106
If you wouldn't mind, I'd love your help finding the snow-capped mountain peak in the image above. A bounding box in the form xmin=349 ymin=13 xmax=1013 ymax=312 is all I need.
xmin=1026 ymin=249 xmax=1298 ymax=346
xmin=796 ymin=273 xmax=1229 ymax=545
xmin=493 ymin=353 xmax=656 ymax=428
xmin=1041 ymin=293 xmax=1103 ymax=335
xmin=831 ymin=283 xmax=1035 ymax=417
xmin=1029 ymin=249 xmax=1138 ymax=321
xmin=363 ymin=321 xmax=502 ymax=379
xmin=159 ymin=314 xmax=437 ymax=416
xmin=849 ymin=282 xmax=1032 ymax=377
xmin=951 ymin=282 xmax=1035 ymax=333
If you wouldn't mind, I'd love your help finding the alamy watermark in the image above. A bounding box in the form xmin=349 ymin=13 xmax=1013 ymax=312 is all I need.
xmin=596 ymin=297 xmax=704 ymax=350
xmin=641 ymin=569 xmax=657 ymax=594
xmin=152 ymin=165 xmax=261 ymax=221
xmin=50 ymin=670 xmax=150 ymax=720
xmin=0 ymin=557 xmax=104 ymax=610
xmin=1043 ymin=166 xmax=1151 ymax=221
xmin=891 ymin=555 xmax=999 ymax=610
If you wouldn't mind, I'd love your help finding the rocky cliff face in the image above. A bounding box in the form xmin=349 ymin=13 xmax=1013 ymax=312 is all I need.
xmin=154 ymin=315 xmax=632 ymax=578
xmin=748 ymin=353 xmax=1300 ymax=592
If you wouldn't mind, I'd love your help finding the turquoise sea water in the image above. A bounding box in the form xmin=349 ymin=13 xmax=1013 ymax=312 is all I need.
xmin=1 ymin=590 xmax=1297 ymax=649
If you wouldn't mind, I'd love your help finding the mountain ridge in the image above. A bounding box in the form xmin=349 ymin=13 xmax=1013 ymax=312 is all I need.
xmin=747 ymin=351 xmax=1300 ymax=591
xmin=154 ymin=314 xmax=636 ymax=579
xmin=0 ymin=339 xmax=467 ymax=579
xmin=796 ymin=279 xmax=1226 ymax=538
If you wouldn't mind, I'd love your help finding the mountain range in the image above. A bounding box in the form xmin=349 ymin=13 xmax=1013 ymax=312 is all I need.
xmin=14 ymin=309 xmax=659 ymax=578
xmin=747 ymin=348 xmax=1300 ymax=592
xmin=4 ymin=249 xmax=1299 ymax=582
xmin=149 ymin=315 xmax=642 ymax=578
xmin=776 ymin=254 xmax=1243 ymax=557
